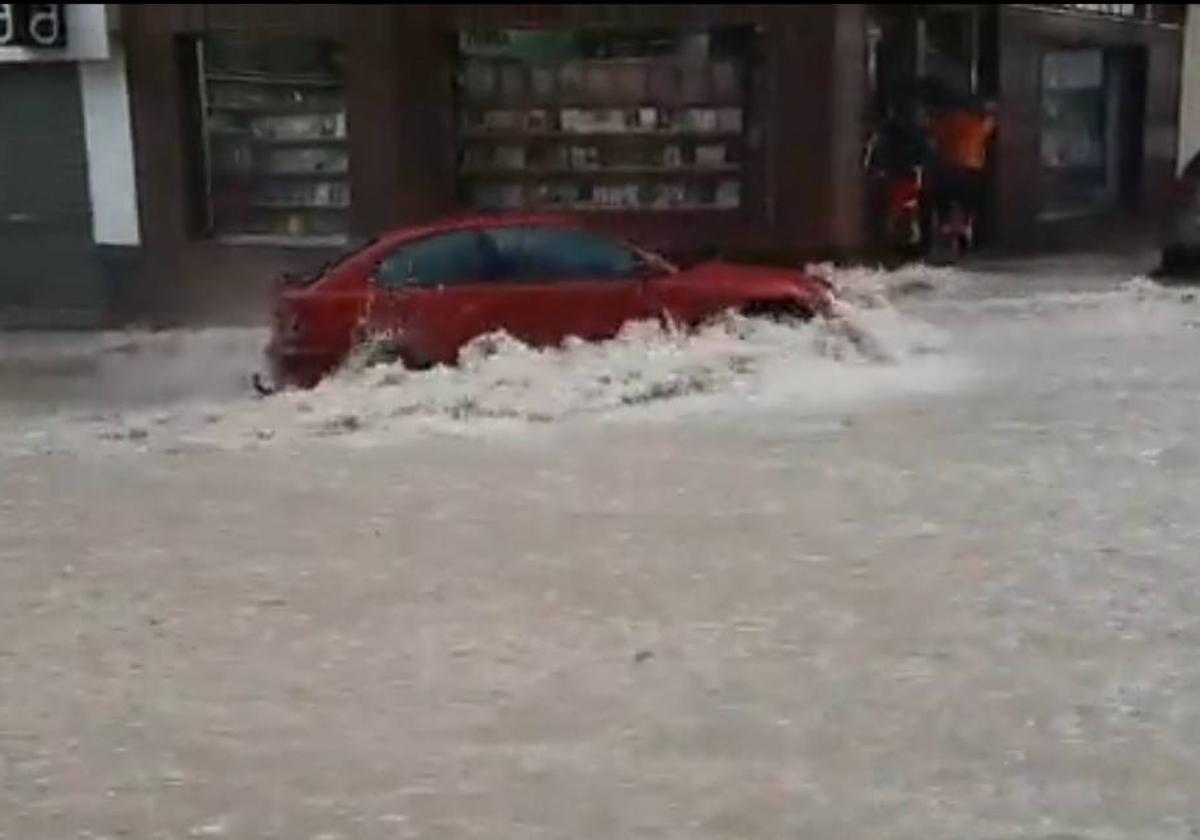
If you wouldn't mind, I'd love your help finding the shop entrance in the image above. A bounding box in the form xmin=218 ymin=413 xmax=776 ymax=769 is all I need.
xmin=864 ymin=5 xmax=999 ymax=256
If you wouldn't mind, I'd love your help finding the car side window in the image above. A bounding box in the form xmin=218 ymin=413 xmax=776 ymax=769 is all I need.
xmin=376 ymin=230 xmax=494 ymax=289
xmin=487 ymin=226 xmax=639 ymax=283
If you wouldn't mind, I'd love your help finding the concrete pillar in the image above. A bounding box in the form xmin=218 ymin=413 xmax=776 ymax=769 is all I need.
xmin=1177 ymin=5 xmax=1200 ymax=171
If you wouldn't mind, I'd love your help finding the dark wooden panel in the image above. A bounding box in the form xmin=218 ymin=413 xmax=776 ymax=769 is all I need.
xmin=123 ymin=5 xmax=191 ymax=251
xmin=828 ymin=3 xmax=867 ymax=254
xmin=347 ymin=5 xmax=406 ymax=235
xmin=995 ymin=8 xmax=1044 ymax=246
xmin=392 ymin=5 xmax=458 ymax=226
xmin=764 ymin=6 xmax=838 ymax=256
xmin=348 ymin=4 xmax=458 ymax=234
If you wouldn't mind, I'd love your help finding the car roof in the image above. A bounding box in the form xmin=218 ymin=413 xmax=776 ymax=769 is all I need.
xmin=374 ymin=213 xmax=588 ymax=249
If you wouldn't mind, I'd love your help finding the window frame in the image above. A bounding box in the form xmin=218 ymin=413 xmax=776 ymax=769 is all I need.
xmin=192 ymin=33 xmax=352 ymax=246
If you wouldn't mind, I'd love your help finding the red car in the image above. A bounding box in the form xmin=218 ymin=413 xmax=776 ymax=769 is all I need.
xmin=259 ymin=214 xmax=835 ymax=390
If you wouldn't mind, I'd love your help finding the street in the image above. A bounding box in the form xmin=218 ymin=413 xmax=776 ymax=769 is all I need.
xmin=2 ymin=262 xmax=1200 ymax=839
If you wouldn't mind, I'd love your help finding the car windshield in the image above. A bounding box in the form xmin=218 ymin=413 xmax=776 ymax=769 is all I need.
xmin=283 ymin=237 xmax=378 ymax=287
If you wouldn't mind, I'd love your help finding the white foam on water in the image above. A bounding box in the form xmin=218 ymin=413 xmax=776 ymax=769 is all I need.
xmin=2 ymin=286 xmax=971 ymax=455
xmin=6 ymin=265 xmax=1197 ymax=455
xmin=808 ymin=260 xmax=966 ymax=305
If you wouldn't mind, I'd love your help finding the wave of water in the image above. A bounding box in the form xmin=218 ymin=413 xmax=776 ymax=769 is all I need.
xmin=0 ymin=265 xmax=984 ymax=454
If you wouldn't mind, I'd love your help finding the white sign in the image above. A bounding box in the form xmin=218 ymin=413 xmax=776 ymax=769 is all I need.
xmin=0 ymin=3 xmax=109 ymax=62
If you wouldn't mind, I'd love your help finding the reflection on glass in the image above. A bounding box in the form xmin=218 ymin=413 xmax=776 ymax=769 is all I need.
xmin=1039 ymin=49 xmax=1115 ymax=218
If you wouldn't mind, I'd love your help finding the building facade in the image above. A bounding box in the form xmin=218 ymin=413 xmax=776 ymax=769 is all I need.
xmin=0 ymin=4 xmax=1188 ymax=327
xmin=115 ymin=4 xmax=868 ymax=325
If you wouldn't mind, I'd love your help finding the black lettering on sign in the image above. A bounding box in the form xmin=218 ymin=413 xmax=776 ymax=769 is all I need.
xmin=0 ymin=4 xmax=66 ymax=49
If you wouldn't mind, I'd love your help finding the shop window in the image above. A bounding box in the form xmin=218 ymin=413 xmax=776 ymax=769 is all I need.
xmin=197 ymin=34 xmax=349 ymax=244
xmin=1039 ymin=48 xmax=1119 ymax=218
xmin=454 ymin=26 xmax=756 ymax=213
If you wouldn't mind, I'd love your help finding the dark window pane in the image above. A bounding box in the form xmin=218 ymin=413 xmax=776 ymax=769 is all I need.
xmin=487 ymin=226 xmax=637 ymax=282
xmin=378 ymin=231 xmax=494 ymax=288
xmin=1039 ymin=49 xmax=1117 ymax=217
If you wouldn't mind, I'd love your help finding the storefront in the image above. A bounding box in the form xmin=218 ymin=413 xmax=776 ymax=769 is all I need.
xmin=993 ymin=4 xmax=1184 ymax=250
xmin=119 ymin=4 xmax=867 ymax=323
xmin=69 ymin=4 xmax=1188 ymax=326
xmin=866 ymin=3 xmax=1184 ymax=252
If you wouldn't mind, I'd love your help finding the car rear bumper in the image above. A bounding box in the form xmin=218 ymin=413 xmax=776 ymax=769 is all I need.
xmin=264 ymin=340 xmax=340 ymax=390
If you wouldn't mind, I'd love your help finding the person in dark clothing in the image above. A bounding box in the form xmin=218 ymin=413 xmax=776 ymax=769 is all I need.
xmin=865 ymin=99 xmax=935 ymax=256
xmin=865 ymin=100 xmax=934 ymax=177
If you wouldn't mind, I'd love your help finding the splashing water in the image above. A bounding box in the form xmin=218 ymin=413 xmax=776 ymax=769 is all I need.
xmin=0 ymin=266 xmax=981 ymax=454
xmin=10 ymin=325 xmax=957 ymax=457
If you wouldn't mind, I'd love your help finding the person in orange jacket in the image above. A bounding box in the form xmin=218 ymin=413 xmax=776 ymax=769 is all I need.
xmin=929 ymin=100 xmax=997 ymax=249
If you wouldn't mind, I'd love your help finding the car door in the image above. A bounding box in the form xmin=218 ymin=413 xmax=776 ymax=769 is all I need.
xmin=364 ymin=229 xmax=502 ymax=366
xmin=482 ymin=225 xmax=650 ymax=347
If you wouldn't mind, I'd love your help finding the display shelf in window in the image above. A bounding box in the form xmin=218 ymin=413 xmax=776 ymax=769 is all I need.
xmin=461 ymin=129 xmax=744 ymax=142
xmin=460 ymin=166 xmax=742 ymax=178
xmin=466 ymin=177 xmax=742 ymax=213
xmin=217 ymin=233 xmax=350 ymax=248
xmin=209 ymin=132 xmax=349 ymax=149
xmin=213 ymin=169 xmax=351 ymax=181
xmin=244 ymin=202 xmax=351 ymax=212
xmin=198 ymin=34 xmax=351 ymax=241
xmin=207 ymin=103 xmax=348 ymax=116
xmin=455 ymin=27 xmax=754 ymax=213
xmin=206 ymin=72 xmax=342 ymax=88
